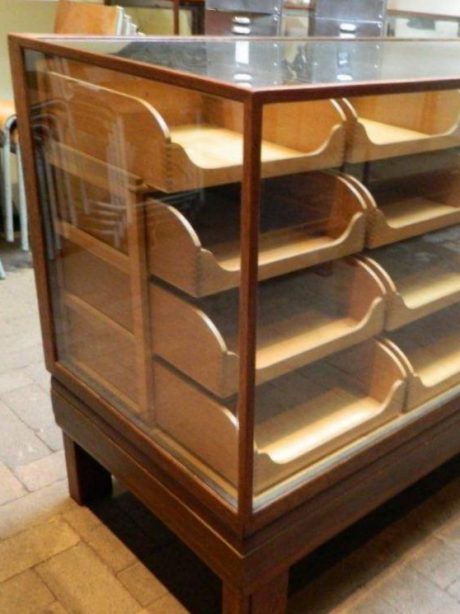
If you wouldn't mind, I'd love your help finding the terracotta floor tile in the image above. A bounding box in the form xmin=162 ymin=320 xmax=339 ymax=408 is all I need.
xmin=144 ymin=592 xmax=189 ymax=613
xmin=85 ymin=524 xmax=136 ymax=573
xmin=36 ymin=542 xmax=140 ymax=614
xmin=118 ymin=562 xmax=168 ymax=607
xmin=0 ymin=480 xmax=76 ymax=540
xmin=14 ymin=451 xmax=67 ymax=492
xmin=1 ymin=383 xmax=53 ymax=432
xmin=0 ymin=517 xmax=79 ymax=583
xmin=0 ymin=401 xmax=50 ymax=468
xmin=0 ymin=569 xmax=55 ymax=613
xmin=63 ymin=506 xmax=102 ymax=539
xmin=0 ymin=462 xmax=26 ymax=505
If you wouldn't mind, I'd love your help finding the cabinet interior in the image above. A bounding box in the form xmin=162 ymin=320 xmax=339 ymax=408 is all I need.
xmin=35 ymin=64 xmax=460 ymax=498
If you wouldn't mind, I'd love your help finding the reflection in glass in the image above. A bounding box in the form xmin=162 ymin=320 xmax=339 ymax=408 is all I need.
xmin=27 ymin=53 xmax=249 ymax=505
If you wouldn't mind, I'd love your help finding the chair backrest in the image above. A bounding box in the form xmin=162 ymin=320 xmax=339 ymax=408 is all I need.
xmin=54 ymin=1 xmax=125 ymax=35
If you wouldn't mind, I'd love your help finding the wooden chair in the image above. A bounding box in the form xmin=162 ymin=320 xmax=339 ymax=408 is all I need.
xmin=0 ymin=1 xmax=137 ymax=273
xmin=54 ymin=1 xmax=125 ymax=35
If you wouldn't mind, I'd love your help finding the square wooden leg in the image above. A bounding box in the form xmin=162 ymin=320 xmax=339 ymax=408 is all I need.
xmin=63 ymin=432 xmax=113 ymax=505
xmin=223 ymin=571 xmax=289 ymax=614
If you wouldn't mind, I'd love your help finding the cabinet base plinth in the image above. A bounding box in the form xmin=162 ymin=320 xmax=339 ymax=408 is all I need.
xmin=223 ymin=572 xmax=289 ymax=614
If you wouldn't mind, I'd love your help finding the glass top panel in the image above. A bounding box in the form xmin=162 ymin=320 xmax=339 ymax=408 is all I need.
xmin=40 ymin=38 xmax=460 ymax=89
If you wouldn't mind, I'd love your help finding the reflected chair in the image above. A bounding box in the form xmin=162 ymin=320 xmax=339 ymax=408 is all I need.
xmin=0 ymin=1 xmax=140 ymax=273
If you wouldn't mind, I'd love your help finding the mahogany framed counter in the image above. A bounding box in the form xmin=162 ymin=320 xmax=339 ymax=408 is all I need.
xmin=10 ymin=34 xmax=460 ymax=612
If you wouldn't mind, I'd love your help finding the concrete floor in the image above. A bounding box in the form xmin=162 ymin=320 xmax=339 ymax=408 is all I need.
xmin=3 ymin=245 xmax=460 ymax=612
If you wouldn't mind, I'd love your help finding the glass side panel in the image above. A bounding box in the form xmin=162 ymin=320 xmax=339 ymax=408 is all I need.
xmin=26 ymin=50 xmax=245 ymax=506
xmin=254 ymin=89 xmax=460 ymax=507
xmin=40 ymin=38 xmax=460 ymax=88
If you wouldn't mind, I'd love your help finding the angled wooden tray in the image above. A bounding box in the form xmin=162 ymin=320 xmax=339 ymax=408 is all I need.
xmin=147 ymin=171 xmax=368 ymax=297
xmin=384 ymin=303 xmax=460 ymax=411
xmin=46 ymin=70 xmax=346 ymax=192
xmin=363 ymin=229 xmax=460 ymax=330
xmin=150 ymin=258 xmax=387 ymax=397
xmin=154 ymin=339 xmax=407 ymax=494
xmin=341 ymin=90 xmax=460 ymax=163
xmin=347 ymin=170 xmax=460 ymax=248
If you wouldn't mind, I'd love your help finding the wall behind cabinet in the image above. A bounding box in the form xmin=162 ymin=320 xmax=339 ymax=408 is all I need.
xmin=0 ymin=0 xmax=103 ymax=98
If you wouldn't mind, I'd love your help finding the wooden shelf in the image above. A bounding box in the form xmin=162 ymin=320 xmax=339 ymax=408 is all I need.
xmin=59 ymin=236 xmax=133 ymax=332
xmin=147 ymin=171 xmax=367 ymax=297
xmin=151 ymin=258 xmax=387 ymax=397
xmin=342 ymin=91 xmax=460 ymax=163
xmin=155 ymin=339 xmax=407 ymax=494
xmin=348 ymin=170 xmax=460 ymax=248
xmin=61 ymin=292 xmax=139 ymax=409
xmin=364 ymin=229 xmax=460 ymax=330
xmin=384 ymin=304 xmax=460 ymax=411
xmin=46 ymin=71 xmax=347 ymax=193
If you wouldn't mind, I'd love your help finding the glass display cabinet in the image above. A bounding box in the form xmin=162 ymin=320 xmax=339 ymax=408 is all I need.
xmin=10 ymin=34 xmax=460 ymax=612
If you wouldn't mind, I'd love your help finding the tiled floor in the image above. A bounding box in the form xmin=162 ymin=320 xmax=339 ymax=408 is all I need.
xmin=4 ymin=250 xmax=460 ymax=612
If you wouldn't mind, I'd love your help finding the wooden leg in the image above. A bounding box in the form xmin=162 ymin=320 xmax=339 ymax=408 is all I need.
xmin=63 ymin=432 xmax=113 ymax=505
xmin=222 ymin=571 xmax=288 ymax=614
